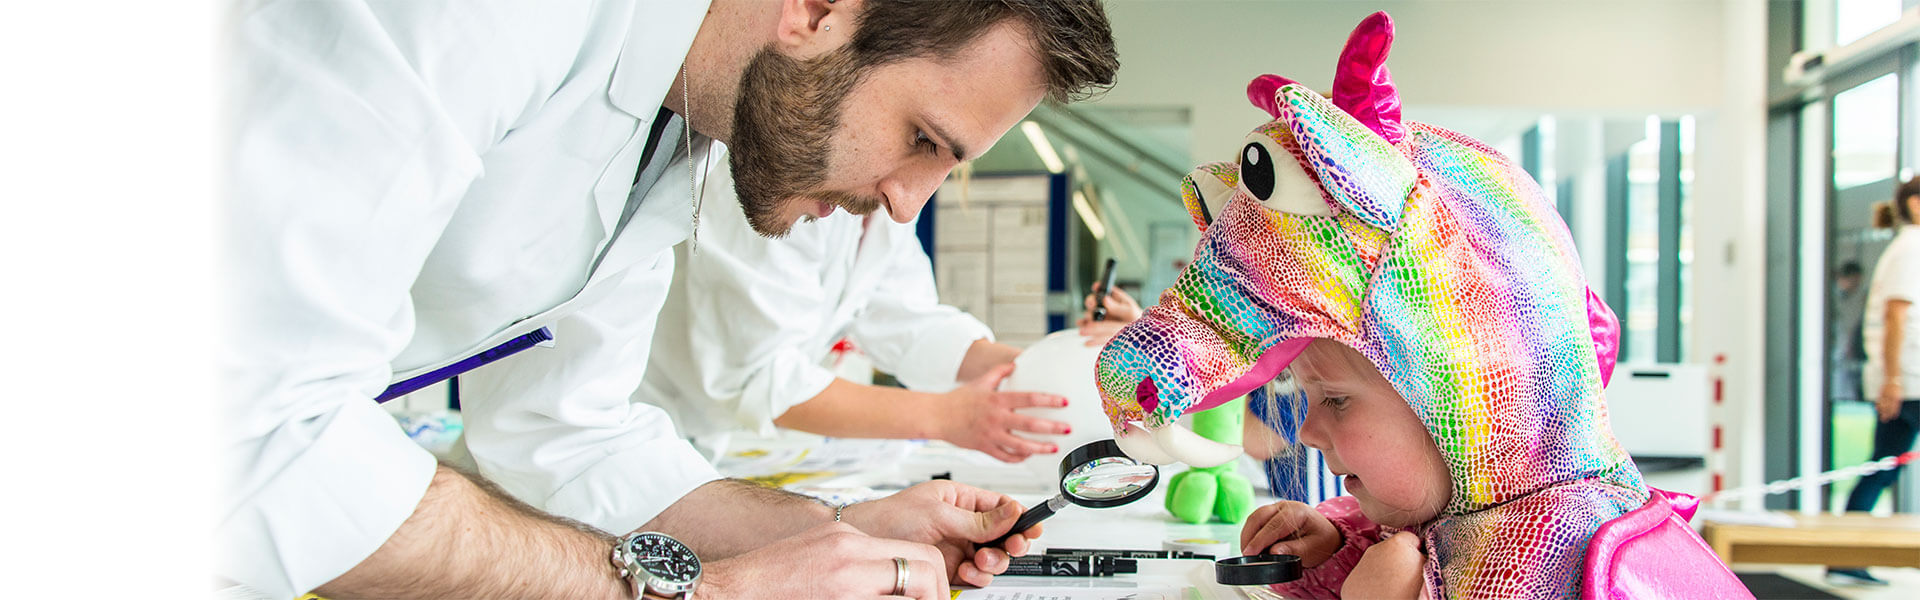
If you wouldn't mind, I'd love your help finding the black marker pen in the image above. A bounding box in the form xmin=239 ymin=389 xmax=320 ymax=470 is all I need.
xmin=1005 ymin=555 xmax=1137 ymax=577
xmin=1044 ymin=547 xmax=1215 ymax=560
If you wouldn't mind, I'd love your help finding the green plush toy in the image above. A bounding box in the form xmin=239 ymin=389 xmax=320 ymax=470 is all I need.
xmin=1163 ymin=398 xmax=1255 ymax=524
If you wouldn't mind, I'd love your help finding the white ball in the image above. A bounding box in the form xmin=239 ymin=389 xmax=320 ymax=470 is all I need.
xmin=1001 ymin=330 xmax=1118 ymax=479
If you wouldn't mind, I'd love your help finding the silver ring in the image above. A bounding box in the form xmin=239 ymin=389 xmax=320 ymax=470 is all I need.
xmin=892 ymin=556 xmax=910 ymax=595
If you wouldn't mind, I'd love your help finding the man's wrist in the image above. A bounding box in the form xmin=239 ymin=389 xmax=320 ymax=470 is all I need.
xmin=691 ymin=558 xmax=734 ymax=600
xmin=793 ymin=494 xmax=835 ymax=529
xmin=835 ymin=500 xmax=863 ymax=529
xmin=601 ymin=538 xmax=639 ymax=600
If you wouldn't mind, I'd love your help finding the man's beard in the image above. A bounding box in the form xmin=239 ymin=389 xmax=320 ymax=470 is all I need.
xmin=728 ymin=46 xmax=887 ymax=238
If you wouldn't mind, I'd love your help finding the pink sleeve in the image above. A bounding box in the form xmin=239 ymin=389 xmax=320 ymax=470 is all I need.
xmin=1270 ymin=496 xmax=1384 ymax=600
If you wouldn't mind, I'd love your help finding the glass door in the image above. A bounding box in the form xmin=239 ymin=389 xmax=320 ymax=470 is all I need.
xmin=1822 ymin=59 xmax=1904 ymax=511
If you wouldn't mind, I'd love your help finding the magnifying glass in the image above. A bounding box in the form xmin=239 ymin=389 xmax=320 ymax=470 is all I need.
xmin=990 ymin=439 xmax=1159 ymax=547
xmin=1215 ymin=554 xmax=1302 ymax=586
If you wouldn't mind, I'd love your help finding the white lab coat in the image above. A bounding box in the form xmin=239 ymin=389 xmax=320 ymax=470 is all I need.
xmin=640 ymin=164 xmax=994 ymax=442
xmin=222 ymin=1 xmax=718 ymax=596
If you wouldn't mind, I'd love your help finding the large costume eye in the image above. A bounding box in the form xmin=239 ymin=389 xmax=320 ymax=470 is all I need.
xmin=1239 ymin=132 xmax=1333 ymax=217
xmin=1241 ymin=142 xmax=1275 ymax=201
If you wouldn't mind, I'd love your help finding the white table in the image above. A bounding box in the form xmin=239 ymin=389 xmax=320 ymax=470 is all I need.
xmin=968 ymin=487 xmax=1267 ymax=600
xmin=712 ymin=435 xmax=1280 ymax=600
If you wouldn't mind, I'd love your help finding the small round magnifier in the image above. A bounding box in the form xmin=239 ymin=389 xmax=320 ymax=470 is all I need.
xmin=990 ymin=439 xmax=1160 ymax=547
xmin=1215 ymin=554 xmax=1302 ymax=586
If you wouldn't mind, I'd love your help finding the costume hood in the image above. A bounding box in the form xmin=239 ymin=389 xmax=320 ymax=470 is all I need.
xmin=1095 ymin=9 xmax=1644 ymax=526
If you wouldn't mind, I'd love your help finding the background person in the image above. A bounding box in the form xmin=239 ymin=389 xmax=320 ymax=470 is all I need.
xmin=641 ymin=165 xmax=1072 ymax=463
xmin=1832 ymin=260 xmax=1867 ymax=405
xmin=1076 ymin=281 xmax=1144 ymax=345
xmin=1830 ymin=178 xmax=1920 ymax=587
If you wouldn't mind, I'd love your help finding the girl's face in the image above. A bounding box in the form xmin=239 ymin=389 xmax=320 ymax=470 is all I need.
xmin=1292 ymin=339 xmax=1451 ymax=527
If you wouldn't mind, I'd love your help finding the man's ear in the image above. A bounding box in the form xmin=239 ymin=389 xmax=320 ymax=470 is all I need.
xmin=774 ymin=0 xmax=857 ymax=60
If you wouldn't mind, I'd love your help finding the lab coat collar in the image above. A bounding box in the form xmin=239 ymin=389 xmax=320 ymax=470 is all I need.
xmin=846 ymin=214 xmax=894 ymax=292
xmin=607 ymin=0 xmax=713 ymax=121
xmin=587 ymin=0 xmax=713 ymax=254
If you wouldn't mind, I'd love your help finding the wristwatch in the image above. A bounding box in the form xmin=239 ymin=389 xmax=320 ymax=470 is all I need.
xmin=611 ymin=531 xmax=701 ymax=599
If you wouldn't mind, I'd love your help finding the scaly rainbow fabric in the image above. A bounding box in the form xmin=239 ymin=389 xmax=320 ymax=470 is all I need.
xmin=1095 ymin=12 xmax=1646 ymax=598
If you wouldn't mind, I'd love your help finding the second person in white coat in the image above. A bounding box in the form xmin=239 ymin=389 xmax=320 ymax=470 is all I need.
xmin=643 ymin=165 xmax=1072 ymax=463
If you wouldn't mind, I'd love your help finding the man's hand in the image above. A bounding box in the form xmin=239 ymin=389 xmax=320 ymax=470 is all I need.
xmin=1881 ymin=380 xmax=1904 ymax=422
xmin=1341 ymin=531 xmax=1425 ymax=600
xmin=841 ymin=480 xmax=1040 ymax=588
xmin=698 ymin=522 xmax=950 ymax=599
xmin=939 ymin=362 xmax=1071 ymax=462
xmin=1240 ymin=501 xmax=1342 ymax=567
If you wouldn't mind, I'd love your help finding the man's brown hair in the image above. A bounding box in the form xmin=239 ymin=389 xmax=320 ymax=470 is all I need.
xmin=848 ymin=0 xmax=1119 ymax=102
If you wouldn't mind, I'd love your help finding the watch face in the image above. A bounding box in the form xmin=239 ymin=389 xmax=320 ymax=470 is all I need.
xmin=631 ymin=533 xmax=701 ymax=584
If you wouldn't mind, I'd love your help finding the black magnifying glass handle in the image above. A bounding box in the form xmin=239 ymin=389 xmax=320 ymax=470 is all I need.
xmin=989 ymin=495 xmax=1069 ymax=548
xmin=1091 ymin=258 xmax=1119 ymax=321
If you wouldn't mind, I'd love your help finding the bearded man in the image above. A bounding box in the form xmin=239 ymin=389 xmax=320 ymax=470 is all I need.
xmin=222 ymin=1 xmax=1117 ymax=598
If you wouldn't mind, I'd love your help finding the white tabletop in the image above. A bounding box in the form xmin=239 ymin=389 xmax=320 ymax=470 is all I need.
xmin=712 ymin=435 xmax=1284 ymax=600
xmin=972 ymin=488 xmax=1268 ymax=600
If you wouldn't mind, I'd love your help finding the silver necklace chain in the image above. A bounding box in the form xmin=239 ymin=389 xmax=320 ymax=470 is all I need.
xmin=683 ymin=63 xmax=705 ymax=253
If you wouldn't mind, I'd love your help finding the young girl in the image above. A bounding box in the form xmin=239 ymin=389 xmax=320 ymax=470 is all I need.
xmin=1236 ymin=337 xmax=1747 ymax=599
xmin=1241 ymin=339 xmax=1448 ymax=598
xmin=1092 ymin=12 xmax=1751 ymax=598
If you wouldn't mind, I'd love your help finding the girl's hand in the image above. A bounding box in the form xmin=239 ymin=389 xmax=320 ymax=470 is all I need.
xmin=1239 ymin=501 xmax=1342 ymax=567
xmin=1341 ymin=531 xmax=1424 ymax=599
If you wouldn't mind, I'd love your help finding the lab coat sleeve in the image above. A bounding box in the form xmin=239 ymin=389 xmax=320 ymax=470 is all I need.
xmin=845 ymin=221 xmax=995 ymax=392
xmin=651 ymin=190 xmax=840 ymax=437
xmin=220 ymin=2 xmax=581 ymax=596
xmin=457 ymin=254 xmax=725 ymax=534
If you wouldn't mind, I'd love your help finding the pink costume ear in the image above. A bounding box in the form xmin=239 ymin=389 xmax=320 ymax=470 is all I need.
xmin=1246 ymin=74 xmax=1298 ymax=119
xmin=1329 ymin=11 xmax=1405 ymax=145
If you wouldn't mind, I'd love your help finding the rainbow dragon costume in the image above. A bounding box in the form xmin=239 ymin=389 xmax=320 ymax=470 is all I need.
xmin=1095 ymin=12 xmax=1748 ymax=599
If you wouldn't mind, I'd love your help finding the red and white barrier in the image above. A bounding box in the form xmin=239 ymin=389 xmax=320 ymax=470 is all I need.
xmin=1702 ymin=450 xmax=1920 ymax=505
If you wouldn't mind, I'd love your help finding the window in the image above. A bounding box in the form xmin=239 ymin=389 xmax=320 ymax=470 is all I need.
xmin=1623 ymin=118 xmax=1663 ymax=362
xmin=1833 ymin=73 xmax=1901 ymax=190
xmin=1610 ymin=116 xmax=1692 ymax=364
xmin=1827 ymin=71 xmax=1903 ymax=510
xmin=1679 ymin=117 xmax=1696 ymax=360
xmin=1836 ymin=0 xmax=1905 ymax=47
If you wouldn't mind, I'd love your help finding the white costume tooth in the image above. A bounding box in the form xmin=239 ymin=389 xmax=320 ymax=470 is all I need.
xmin=1150 ymin=423 xmax=1244 ymax=468
xmin=1114 ymin=422 xmax=1180 ymax=465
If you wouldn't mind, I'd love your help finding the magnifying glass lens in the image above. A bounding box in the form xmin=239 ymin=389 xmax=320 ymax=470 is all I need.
xmin=1063 ymin=458 xmax=1156 ymax=500
xmin=991 ymin=440 xmax=1161 ymax=549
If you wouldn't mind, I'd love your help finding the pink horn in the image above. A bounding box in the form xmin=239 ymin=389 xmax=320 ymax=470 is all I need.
xmin=1330 ymin=11 xmax=1406 ymax=145
xmin=1246 ymin=74 xmax=1298 ymax=119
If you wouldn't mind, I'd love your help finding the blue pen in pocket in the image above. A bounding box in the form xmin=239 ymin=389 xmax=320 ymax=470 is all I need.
xmin=375 ymin=327 xmax=554 ymax=403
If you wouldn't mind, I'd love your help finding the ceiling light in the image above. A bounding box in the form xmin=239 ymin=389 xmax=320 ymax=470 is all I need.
xmin=1023 ymin=121 xmax=1065 ymax=174
xmin=1073 ymin=190 xmax=1106 ymax=240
